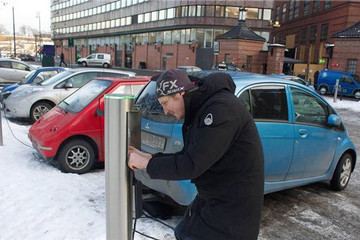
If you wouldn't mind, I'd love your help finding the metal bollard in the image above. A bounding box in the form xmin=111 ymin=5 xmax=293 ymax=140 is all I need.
xmin=105 ymin=94 xmax=137 ymax=240
xmin=333 ymin=79 xmax=339 ymax=103
xmin=0 ymin=108 xmax=3 ymax=146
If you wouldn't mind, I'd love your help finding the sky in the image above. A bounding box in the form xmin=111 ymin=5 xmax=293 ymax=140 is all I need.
xmin=0 ymin=0 xmax=51 ymax=34
xmin=0 ymin=95 xmax=359 ymax=240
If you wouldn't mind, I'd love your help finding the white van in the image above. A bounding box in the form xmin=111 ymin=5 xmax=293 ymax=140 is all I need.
xmin=77 ymin=53 xmax=112 ymax=68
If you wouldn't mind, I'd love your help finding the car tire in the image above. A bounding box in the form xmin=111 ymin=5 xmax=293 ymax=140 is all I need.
xmin=354 ymin=90 xmax=360 ymax=99
xmin=103 ymin=63 xmax=109 ymax=68
xmin=319 ymin=86 xmax=328 ymax=95
xmin=330 ymin=153 xmax=353 ymax=191
xmin=82 ymin=62 xmax=87 ymax=67
xmin=58 ymin=139 xmax=95 ymax=174
xmin=30 ymin=101 xmax=53 ymax=123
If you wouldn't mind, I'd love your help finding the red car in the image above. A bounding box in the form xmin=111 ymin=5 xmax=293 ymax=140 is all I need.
xmin=29 ymin=76 xmax=150 ymax=174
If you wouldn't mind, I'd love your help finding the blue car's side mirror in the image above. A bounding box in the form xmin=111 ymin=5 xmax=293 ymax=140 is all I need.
xmin=327 ymin=114 xmax=341 ymax=127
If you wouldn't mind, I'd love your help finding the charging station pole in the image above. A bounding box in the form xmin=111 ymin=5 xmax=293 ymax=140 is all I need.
xmin=105 ymin=94 xmax=135 ymax=240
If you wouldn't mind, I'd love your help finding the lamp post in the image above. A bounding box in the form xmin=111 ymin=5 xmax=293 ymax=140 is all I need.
xmin=12 ymin=6 xmax=16 ymax=57
xmin=36 ymin=12 xmax=41 ymax=60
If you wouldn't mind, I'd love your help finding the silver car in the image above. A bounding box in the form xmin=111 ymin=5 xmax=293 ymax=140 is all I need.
xmin=0 ymin=58 xmax=36 ymax=87
xmin=77 ymin=53 xmax=112 ymax=68
xmin=3 ymin=68 xmax=135 ymax=122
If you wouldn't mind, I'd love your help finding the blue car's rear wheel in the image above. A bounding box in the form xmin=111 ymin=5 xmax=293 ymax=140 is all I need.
xmin=330 ymin=153 xmax=353 ymax=191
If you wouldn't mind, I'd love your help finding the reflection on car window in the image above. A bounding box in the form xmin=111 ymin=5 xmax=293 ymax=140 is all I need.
xmin=135 ymin=81 xmax=183 ymax=123
xmin=240 ymin=86 xmax=288 ymax=121
xmin=40 ymin=71 xmax=73 ymax=86
xmin=291 ymin=88 xmax=327 ymax=125
xmin=59 ymin=79 xmax=111 ymax=113
xmin=12 ymin=62 xmax=28 ymax=70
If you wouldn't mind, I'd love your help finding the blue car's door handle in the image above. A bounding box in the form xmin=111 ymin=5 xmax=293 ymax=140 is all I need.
xmin=298 ymin=129 xmax=308 ymax=137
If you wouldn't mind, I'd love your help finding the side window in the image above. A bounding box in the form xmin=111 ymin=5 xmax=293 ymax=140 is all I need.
xmin=238 ymin=89 xmax=251 ymax=112
xmin=341 ymin=75 xmax=354 ymax=85
xmin=0 ymin=61 xmax=11 ymax=68
xmin=38 ymin=70 xmax=58 ymax=81
xmin=246 ymin=86 xmax=288 ymax=121
xmin=112 ymin=84 xmax=144 ymax=95
xmin=87 ymin=54 xmax=95 ymax=59
xmin=291 ymin=88 xmax=328 ymax=125
xmin=12 ymin=62 xmax=28 ymax=70
xmin=97 ymin=54 xmax=104 ymax=59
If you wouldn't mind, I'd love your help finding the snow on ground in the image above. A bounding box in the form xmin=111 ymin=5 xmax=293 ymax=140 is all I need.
xmin=0 ymin=95 xmax=359 ymax=240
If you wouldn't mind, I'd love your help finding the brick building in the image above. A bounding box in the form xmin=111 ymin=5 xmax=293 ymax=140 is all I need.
xmin=331 ymin=21 xmax=360 ymax=75
xmin=270 ymin=0 xmax=360 ymax=79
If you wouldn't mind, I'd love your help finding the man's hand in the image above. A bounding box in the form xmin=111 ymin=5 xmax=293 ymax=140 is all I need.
xmin=128 ymin=146 xmax=152 ymax=170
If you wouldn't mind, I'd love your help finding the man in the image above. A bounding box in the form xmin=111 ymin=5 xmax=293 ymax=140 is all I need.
xmin=128 ymin=69 xmax=264 ymax=240
xmin=59 ymin=52 xmax=67 ymax=67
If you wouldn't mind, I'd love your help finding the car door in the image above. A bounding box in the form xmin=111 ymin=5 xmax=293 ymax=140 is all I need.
xmin=238 ymin=85 xmax=294 ymax=182
xmin=95 ymin=54 xmax=104 ymax=66
xmin=339 ymin=75 xmax=355 ymax=96
xmin=0 ymin=60 xmax=13 ymax=80
xmin=285 ymin=87 xmax=338 ymax=180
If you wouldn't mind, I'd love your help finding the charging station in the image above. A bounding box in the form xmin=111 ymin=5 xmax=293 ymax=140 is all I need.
xmin=104 ymin=94 xmax=142 ymax=240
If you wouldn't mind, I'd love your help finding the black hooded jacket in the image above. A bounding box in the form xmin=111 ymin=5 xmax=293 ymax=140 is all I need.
xmin=147 ymin=72 xmax=264 ymax=240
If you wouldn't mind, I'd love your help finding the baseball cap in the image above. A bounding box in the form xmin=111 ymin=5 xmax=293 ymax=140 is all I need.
xmin=156 ymin=69 xmax=195 ymax=98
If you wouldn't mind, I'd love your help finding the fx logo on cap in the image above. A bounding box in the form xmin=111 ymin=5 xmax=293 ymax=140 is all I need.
xmin=157 ymin=79 xmax=182 ymax=95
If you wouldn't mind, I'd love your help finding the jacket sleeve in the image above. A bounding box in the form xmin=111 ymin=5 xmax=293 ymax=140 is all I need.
xmin=146 ymin=100 xmax=242 ymax=180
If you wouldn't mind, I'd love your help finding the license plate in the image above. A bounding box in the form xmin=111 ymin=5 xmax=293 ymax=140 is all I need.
xmin=141 ymin=131 xmax=166 ymax=151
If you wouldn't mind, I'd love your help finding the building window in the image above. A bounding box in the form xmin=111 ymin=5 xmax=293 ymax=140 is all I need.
xmin=225 ymin=6 xmax=238 ymax=18
xmin=164 ymin=31 xmax=172 ymax=44
xmin=189 ymin=6 xmax=196 ymax=17
xmin=159 ymin=9 xmax=166 ymax=20
xmin=225 ymin=54 xmax=230 ymax=63
xmin=300 ymin=28 xmax=307 ymax=43
xmin=347 ymin=60 xmax=357 ymax=74
xmin=294 ymin=0 xmax=300 ymax=19
xmin=181 ymin=6 xmax=188 ymax=17
xmin=151 ymin=11 xmax=158 ymax=21
xmin=275 ymin=6 xmax=280 ymax=21
xmin=167 ymin=8 xmax=175 ymax=19
xmin=325 ymin=0 xmax=331 ymax=10
xmin=205 ymin=5 xmax=215 ymax=17
xmin=197 ymin=6 xmax=205 ymax=17
xmin=247 ymin=8 xmax=259 ymax=20
xmin=310 ymin=26 xmax=317 ymax=42
xmin=320 ymin=24 xmax=328 ymax=41
xmin=263 ymin=9 xmax=271 ymax=20
xmin=246 ymin=56 xmax=252 ymax=71
xmin=304 ymin=0 xmax=310 ymax=16
xmin=313 ymin=0 xmax=320 ymax=13
xmin=215 ymin=6 xmax=224 ymax=17
xmin=289 ymin=0 xmax=294 ymax=21
xmin=281 ymin=3 xmax=287 ymax=23
xmin=144 ymin=12 xmax=150 ymax=22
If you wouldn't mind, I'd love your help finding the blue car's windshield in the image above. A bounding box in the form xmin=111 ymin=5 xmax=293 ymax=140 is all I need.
xmin=58 ymin=79 xmax=112 ymax=113
xmin=20 ymin=70 xmax=36 ymax=85
xmin=40 ymin=70 xmax=73 ymax=86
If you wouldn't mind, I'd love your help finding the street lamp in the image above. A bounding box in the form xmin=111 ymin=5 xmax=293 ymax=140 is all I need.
xmin=36 ymin=12 xmax=41 ymax=60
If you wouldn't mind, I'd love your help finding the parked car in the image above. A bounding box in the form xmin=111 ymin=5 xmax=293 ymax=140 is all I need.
xmin=28 ymin=76 xmax=150 ymax=173
xmin=177 ymin=66 xmax=202 ymax=73
xmin=0 ymin=67 xmax=66 ymax=103
xmin=0 ymin=58 xmax=36 ymax=87
xmin=317 ymin=70 xmax=360 ymax=99
xmin=3 ymin=68 xmax=135 ymax=122
xmin=19 ymin=54 xmax=36 ymax=61
xmin=77 ymin=53 xmax=112 ymax=68
xmin=134 ymin=70 xmax=357 ymax=205
xmin=212 ymin=62 xmax=242 ymax=71
xmin=272 ymin=74 xmax=310 ymax=86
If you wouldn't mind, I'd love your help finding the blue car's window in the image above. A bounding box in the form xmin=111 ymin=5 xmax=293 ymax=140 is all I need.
xmin=135 ymin=81 xmax=183 ymax=123
xmin=20 ymin=70 xmax=36 ymax=84
xmin=59 ymin=79 xmax=111 ymax=113
xmin=290 ymin=88 xmax=327 ymax=125
xmin=352 ymin=74 xmax=360 ymax=84
xmin=40 ymin=70 xmax=74 ymax=86
xmin=240 ymin=86 xmax=288 ymax=121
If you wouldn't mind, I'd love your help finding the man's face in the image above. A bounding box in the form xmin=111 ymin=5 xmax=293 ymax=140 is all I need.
xmin=158 ymin=92 xmax=185 ymax=120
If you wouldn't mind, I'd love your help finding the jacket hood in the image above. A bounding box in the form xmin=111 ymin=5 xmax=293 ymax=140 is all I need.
xmin=184 ymin=72 xmax=236 ymax=125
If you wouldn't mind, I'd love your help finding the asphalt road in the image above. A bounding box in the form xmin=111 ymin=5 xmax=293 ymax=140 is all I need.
xmin=258 ymin=107 xmax=360 ymax=240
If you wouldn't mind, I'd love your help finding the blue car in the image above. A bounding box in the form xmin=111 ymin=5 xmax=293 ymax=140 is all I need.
xmin=135 ymin=70 xmax=357 ymax=205
xmin=1 ymin=67 xmax=66 ymax=102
